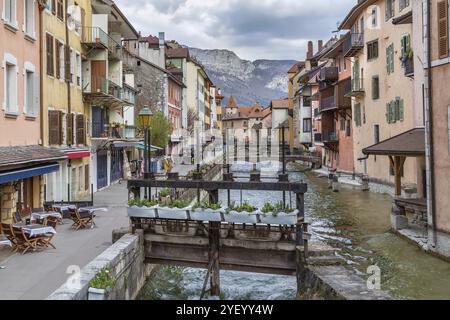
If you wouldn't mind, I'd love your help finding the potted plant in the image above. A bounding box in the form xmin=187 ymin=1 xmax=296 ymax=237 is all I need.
xmin=127 ymin=199 xmax=158 ymax=218
xmin=259 ymin=201 xmax=298 ymax=225
xmin=223 ymin=202 xmax=258 ymax=224
xmin=156 ymin=199 xmax=191 ymax=220
xmin=190 ymin=201 xmax=224 ymax=222
xmin=88 ymin=268 xmax=115 ymax=300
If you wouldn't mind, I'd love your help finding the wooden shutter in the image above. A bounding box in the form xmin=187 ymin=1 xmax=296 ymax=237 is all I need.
xmin=399 ymin=99 xmax=404 ymax=122
xmin=386 ymin=103 xmax=391 ymax=123
xmin=49 ymin=110 xmax=60 ymax=145
xmin=51 ymin=0 xmax=56 ymax=15
xmin=65 ymin=45 xmax=71 ymax=81
xmin=76 ymin=114 xmax=86 ymax=145
xmin=386 ymin=46 xmax=390 ymax=74
xmin=67 ymin=113 xmax=74 ymax=145
xmin=438 ymin=1 xmax=449 ymax=59
xmin=46 ymin=34 xmax=54 ymax=76
xmin=55 ymin=41 xmax=60 ymax=79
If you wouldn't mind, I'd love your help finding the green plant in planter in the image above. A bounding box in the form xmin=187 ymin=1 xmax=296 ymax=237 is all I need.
xmin=226 ymin=201 xmax=256 ymax=214
xmin=193 ymin=200 xmax=222 ymax=211
xmin=166 ymin=199 xmax=190 ymax=209
xmin=89 ymin=268 xmax=115 ymax=290
xmin=142 ymin=199 xmax=158 ymax=207
xmin=159 ymin=188 xmax=171 ymax=198
xmin=261 ymin=201 xmax=294 ymax=217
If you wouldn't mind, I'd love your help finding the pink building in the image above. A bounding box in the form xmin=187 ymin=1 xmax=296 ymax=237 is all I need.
xmin=0 ymin=1 xmax=65 ymax=222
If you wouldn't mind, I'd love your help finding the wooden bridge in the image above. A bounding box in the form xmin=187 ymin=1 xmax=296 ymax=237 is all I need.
xmin=128 ymin=170 xmax=334 ymax=298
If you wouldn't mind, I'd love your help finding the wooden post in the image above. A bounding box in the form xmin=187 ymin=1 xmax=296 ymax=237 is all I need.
xmin=209 ymin=221 xmax=220 ymax=297
xmin=389 ymin=156 xmax=406 ymax=197
xmin=295 ymin=191 xmax=306 ymax=299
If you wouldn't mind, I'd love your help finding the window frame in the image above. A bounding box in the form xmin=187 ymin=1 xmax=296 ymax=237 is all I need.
xmin=367 ymin=39 xmax=379 ymax=60
xmin=3 ymin=53 xmax=18 ymax=114
xmin=24 ymin=61 xmax=37 ymax=116
xmin=303 ymin=118 xmax=312 ymax=133
xmin=2 ymin=0 xmax=18 ymax=30
xmin=23 ymin=0 xmax=36 ymax=39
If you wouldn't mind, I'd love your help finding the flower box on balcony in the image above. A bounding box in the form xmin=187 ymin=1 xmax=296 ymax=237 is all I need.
xmin=190 ymin=208 xmax=224 ymax=222
xmin=127 ymin=205 xmax=157 ymax=218
xmin=157 ymin=205 xmax=191 ymax=220
xmin=259 ymin=210 xmax=299 ymax=226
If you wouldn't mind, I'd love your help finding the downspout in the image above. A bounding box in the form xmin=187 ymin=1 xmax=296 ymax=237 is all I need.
xmin=38 ymin=1 xmax=45 ymax=145
xmin=65 ymin=0 xmax=71 ymax=116
xmin=425 ymin=0 xmax=437 ymax=247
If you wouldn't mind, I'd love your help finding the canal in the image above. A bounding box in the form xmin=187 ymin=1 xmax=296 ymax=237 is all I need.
xmin=139 ymin=165 xmax=450 ymax=300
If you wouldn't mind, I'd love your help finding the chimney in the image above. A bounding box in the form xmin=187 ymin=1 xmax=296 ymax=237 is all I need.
xmin=318 ymin=40 xmax=323 ymax=53
xmin=158 ymin=32 xmax=165 ymax=48
xmin=307 ymin=41 xmax=313 ymax=59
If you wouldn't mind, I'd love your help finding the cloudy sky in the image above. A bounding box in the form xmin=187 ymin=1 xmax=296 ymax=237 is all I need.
xmin=115 ymin=0 xmax=355 ymax=61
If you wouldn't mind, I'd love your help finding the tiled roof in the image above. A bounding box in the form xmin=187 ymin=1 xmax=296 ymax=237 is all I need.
xmin=270 ymin=99 xmax=289 ymax=109
xmin=288 ymin=61 xmax=305 ymax=73
xmin=363 ymin=128 xmax=425 ymax=156
xmin=166 ymin=47 xmax=190 ymax=59
xmin=0 ymin=145 xmax=67 ymax=169
xmin=226 ymin=96 xmax=237 ymax=108
xmin=139 ymin=35 xmax=159 ymax=44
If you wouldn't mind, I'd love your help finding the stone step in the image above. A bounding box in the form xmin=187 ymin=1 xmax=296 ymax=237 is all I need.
xmin=307 ymin=255 xmax=342 ymax=266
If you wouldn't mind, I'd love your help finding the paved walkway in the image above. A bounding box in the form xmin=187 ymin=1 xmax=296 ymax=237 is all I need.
xmin=0 ymin=182 xmax=130 ymax=300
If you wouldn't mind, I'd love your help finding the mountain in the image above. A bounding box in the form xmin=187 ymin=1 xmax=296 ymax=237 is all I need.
xmin=188 ymin=48 xmax=297 ymax=106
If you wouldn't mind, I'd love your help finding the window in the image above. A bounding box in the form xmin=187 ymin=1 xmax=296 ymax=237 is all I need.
xmin=76 ymin=114 xmax=86 ymax=145
xmin=340 ymin=114 xmax=345 ymax=131
xmin=399 ymin=0 xmax=410 ymax=11
xmin=385 ymin=0 xmax=395 ymax=21
xmin=4 ymin=58 xmax=17 ymax=113
xmin=346 ymin=120 xmax=351 ymax=137
xmin=55 ymin=40 xmax=64 ymax=79
xmin=24 ymin=0 xmax=35 ymax=37
xmin=24 ymin=67 xmax=38 ymax=116
xmin=374 ymin=124 xmax=380 ymax=144
xmin=56 ymin=0 xmax=64 ymax=21
xmin=367 ymin=40 xmax=379 ymax=60
xmin=337 ymin=56 xmax=341 ymax=73
xmin=303 ymin=118 xmax=312 ymax=133
xmin=303 ymin=97 xmax=311 ymax=107
xmin=46 ymin=33 xmax=54 ymax=76
xmin=85 ymin=164 xmax=89 ymax=191
xmin=354 ymin=103 xmax=362 ymax=127
xmin=79 ymin=166 xmax=84 ymax=191
xmin=66 ymin=113 xmax=74 ymax=145
xmin=438 ymin=1 xmax=449 ymax=59
xmin=372 ymin=76 xmax=380 ymax=100
xmin=70 ymin=48 xmax=74 ymax=83
xmin=343 ymin=56 xmax=347 ymax=71
xmin=3 ymin=0 xmax=17 ymax=27
xmin=371 ymin=7 xmax=378 ymax=28
xmin=401 ymin=34 xmax=411 ymax=60
xmin=386 ymin=98 xmax=404 ymax=123
xmin=48 ymin=110 xmax=62 ymax=145
xmin=76 ymin=53 xmax=81 ymax=86
xmin=386 ymin=43 xmax=394 ymax=74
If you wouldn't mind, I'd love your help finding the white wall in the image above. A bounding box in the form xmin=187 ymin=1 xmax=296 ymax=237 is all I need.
xmin=92 ymin=14 xmax=108 ymax=33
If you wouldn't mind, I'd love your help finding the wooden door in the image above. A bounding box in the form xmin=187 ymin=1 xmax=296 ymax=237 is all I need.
xmin=91 ymin=61 xmax=106 ymax=93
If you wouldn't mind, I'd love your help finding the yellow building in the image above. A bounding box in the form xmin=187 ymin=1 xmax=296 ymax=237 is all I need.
xmin=42 ymin=0 xmax=92 ymax=202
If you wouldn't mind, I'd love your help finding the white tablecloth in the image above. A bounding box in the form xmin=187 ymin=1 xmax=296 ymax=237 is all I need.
xmin=18 ymin=225 xmax=56 ymax=237
xmin=31 ymin=212 xmax=62 ymax=221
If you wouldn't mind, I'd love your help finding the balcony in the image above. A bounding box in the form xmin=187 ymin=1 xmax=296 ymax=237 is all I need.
xmin=345 ymin=78 xmax=365 ymax=97
xmin=403 ymin=56 xmax=414 ymax=77
xmin=320 ymin=95 xmax=336 ymax=113
xmin=336 ymin=78 xmax=352 ymax=108
xmin=92 ymin=123 xmax=136 ymax=139
xmin=83 ymin=76 xmax=134 ymax=109
xmin=122 ymin=47 xmax=136 ymax=72
xmin=319 ymin=67 xmax=338 ymax=82
xmin=343 ymin=33 xmax=364 ymax=57
xmin=323 ymin=131 xmax=339 ymax=143
xmin=81 ymin=27 xmax=122 ymax=61
xmin=122 ymin=84 xmax=136 ymax=105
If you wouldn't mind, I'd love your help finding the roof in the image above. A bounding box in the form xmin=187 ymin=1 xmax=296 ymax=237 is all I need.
xmin=222 ymin=103 xmax=271 ymax=121
xmin=322 ymin=33 xmax=350 ymax=59
xmin=166 ymin=47 xmax=190 ymax=59
xmin=226 ymin=96 xmax=237 ymax=108
xmin=339 ymin=0 xmax=378 ymax=30
xmin=362 ymin=128 xmax=425 ymax=157
xmin=270 ymin=99 xmax=289 ymax=109
xmin=0 ymin=146 xmax=67 ymax=169
xmin=139 ymin=35 xmax=159 ymax=45
xmin=392 ymin=10 xmax=413 ymax=25
xmin=288 ymin=61 xmax=305 ymax=73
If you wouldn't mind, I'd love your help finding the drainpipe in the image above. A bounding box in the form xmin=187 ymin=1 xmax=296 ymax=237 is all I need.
xmin=424 ymin=0 xmax=437 ymax=247
xmin=65 ymin=0 xmax=71 ymax=117
xmin=38 ymin=2 xmax=45 ymax=145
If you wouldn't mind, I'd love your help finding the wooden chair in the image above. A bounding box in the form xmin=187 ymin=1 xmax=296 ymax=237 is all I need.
xmin=13 ymin=212 xmax=23 ymax=224
xmin=12 ymin=227 xmax=42 ymax=255
xmin=38 ymin=219 xmax=57 ymax=250
xmin=69 ymin=209 xmax=93 ymax=231
xmin=45 ymin=217 xmax=58 ymax=229
xmin=1 ymin=223 xmax=19 ymax=253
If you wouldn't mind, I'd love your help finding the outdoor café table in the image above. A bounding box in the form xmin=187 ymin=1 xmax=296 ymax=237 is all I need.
xmin=14 ymin=224 xmax=57 ymax=237
xmin=31 ymin=211 xmax=63 ymax=223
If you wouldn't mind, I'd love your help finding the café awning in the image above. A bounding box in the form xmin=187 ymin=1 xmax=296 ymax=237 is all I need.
xmin=362 ymin=128 xmax=425 ymax=196
xmin=0 ymin=163 xmax=60 ymax=184
xmin=362 ymin=128 xmax=425 ymax=157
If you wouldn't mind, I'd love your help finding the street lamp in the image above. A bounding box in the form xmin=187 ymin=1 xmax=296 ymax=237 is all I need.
xmin=139 ymin=106 xmax=154 ymax=185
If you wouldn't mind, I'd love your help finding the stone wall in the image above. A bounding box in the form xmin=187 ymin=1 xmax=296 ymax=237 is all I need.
xmin=136 ymin=58 xmax=168 ymax=116
xmin=0 ymin=183 xmax=17 ymax=223
xmin=47 ymin=230 xmax=154 ymax=300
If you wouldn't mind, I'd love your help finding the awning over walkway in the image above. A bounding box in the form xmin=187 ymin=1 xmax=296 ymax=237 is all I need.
xmin=0 ymin=163 xmax=60 ymax=184
xmin=136 ymin=143 xmax=163 ymax=151
xmin=0 ymin=145 xmax=66 ymax=170
xmin=362 ymin=128 xmax=425 ymax=157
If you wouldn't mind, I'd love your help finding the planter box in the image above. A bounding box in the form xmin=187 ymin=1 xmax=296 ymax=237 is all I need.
xmin=88 ymin=287 xmax=111 ymax=300
xmin=223 ymin=211 xmax=258 ymax=224
xmin=127 ymin=206 xmax=157 ymax=218
xmin=156 ymin=206 xmax=190 ymax=220
xmin=259 ymin=210 xmax=298 ymax=226
xmin=190 ymin=208 xmax=224 ymax=222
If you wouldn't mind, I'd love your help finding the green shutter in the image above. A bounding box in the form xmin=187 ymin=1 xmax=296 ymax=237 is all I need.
xmin=386 ymin=47 xmax=390 ymax=74
xmin=386 ymin=103 xmax=390 ymax=123
xmin=399 ymin=99 xmax=404 ymax=121
xmin=390 ymin=45 xmax=394 ymax=73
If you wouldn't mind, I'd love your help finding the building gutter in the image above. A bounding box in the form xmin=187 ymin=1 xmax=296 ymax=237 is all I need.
xmin=38 ymin=2 xmax=45 ymax=145
xmin=425 ymin=0 xmax=437 ymax=247
xmin=65 ymin=0 xmax=71 ymax=118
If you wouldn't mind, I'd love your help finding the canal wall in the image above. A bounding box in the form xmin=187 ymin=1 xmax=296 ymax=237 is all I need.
xmin=47 ymin=230 xmax=155 ymax=300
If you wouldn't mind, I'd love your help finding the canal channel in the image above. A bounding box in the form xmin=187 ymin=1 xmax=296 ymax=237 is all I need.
xmin=138 ymin=165 xmax=450 ymax=300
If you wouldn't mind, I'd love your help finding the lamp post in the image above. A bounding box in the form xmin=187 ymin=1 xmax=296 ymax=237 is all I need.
xmin=139 ymin=106 xmax=154 ymax=199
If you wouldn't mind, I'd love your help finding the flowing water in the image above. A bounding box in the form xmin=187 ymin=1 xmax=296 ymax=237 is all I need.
xmin=139 ymin=166 xmax=450 ymax=300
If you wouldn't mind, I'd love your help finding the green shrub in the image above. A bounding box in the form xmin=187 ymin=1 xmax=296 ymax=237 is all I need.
xmin=159 ymin=188 xmax=171 ymax=198
xmin=89 ymin=268 xmax=115 ymax=290
xmin=166 ymin=199 xmax=190 ymax=209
